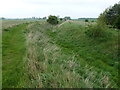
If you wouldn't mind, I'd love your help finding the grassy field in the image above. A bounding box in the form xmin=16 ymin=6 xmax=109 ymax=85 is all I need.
xmin=2 ymin=20 xmax=119 ymax=88
xmin=2 ymin=20 xmax=41 ymax=29
xmin=2 ymin=23 xmax=30 ymax=88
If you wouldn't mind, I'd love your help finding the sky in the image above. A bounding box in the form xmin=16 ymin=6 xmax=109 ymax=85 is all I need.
xmin=0 ymin=0 xmax=120 ymax=19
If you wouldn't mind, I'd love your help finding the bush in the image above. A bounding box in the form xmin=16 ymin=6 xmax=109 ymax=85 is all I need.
xmin=85 ymin=24 xmax=110 ymax=41
xmin=60 ymin=18 xmax=63 ymax=21
xmin=85 ymin=19 xmax=89 ymax=22
xmin=114 ymin=15 xmax=120 ymax=29
xmin=98 ymin=2 xmax=120 ymax=27
xmin=47 ymin=15 xmax=59 ymax=25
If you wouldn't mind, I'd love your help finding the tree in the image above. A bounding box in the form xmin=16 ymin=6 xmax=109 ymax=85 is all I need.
xmin=64 ymin=16 xmax=71 ymax=20
xmin=97 ymin=9 xmax=109 ymax=25
xmin=98 ymin=2 xmax=120 ymax=28
xmin=60 ymin=18 xmax=63 ymax=21
xmin=47 ymin=15 xmax=59 ymax=25
xmin=1 ymin=17 xmax=5 ymax=20
xmin=85 ymin=19 xmax=89 ymax=22
xmin=106 ymin=4 xmax=120 ymax=25
xmin=43 ymin=17 xmax=47 ymax=19
xmin=114 ymin=15 xmax=120 ymax=29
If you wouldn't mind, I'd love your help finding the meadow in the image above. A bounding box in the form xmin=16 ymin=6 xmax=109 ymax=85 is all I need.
xmin=2 ymin=19 xmax=119 ymax=88
xmin=2 ymin=20 xmax=41 ymax=29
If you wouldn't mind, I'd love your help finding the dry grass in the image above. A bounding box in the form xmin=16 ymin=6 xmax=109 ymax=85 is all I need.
xmin=2 ymin=20 xmax=40 ymax=29
xmin=24 ymin=21 xmax=118 ymax=88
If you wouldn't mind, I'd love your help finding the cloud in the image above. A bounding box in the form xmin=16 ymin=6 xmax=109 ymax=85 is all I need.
xmin=0 ymin=0 xmax=119 ymax=18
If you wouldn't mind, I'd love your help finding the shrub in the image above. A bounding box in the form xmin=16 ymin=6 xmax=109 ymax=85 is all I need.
xmin=98 ymin=2 xmax=120 ymax=27
xmin=114 ymin=15 xmax=120 ymax=29
xmin=64 ymin=16 xmax=71 ymax=20
xmin=85 ymin=19 xmax=89 ymax=22
xmin=47 ymin=15 xmax=59 ymax=25
xmin=85 ymin=24 xmax=109 ymax=41
xmin=60 ymin=18 xmax=63 ymax=21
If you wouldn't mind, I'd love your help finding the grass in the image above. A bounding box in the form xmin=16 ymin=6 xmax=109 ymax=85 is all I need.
xmin=46 ymin=22 xmax=119 ymax=87
xmin=2 ymin=19 xmax=41 ymax=29
xmin=2 ymin=20 xmax=119 ymax=88
xmin=24 ymin=21 xmax=119 ymax=88
xmin=2 ymin=23 xmax=29 ymax=88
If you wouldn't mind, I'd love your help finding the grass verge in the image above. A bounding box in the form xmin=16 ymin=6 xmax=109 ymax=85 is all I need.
xmin=2 ymin=23 xmax=29 ymax=88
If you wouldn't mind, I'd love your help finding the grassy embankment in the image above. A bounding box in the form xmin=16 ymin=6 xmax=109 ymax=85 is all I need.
xmin=24 ymin=21 xmax=119 ymax=88
xmin=2 ymin=20 xmax=119 ymax=88
xmin=2 ymin=20 xmax=41 ymax=29
xmin=2 ymin=23 xmax=29 ymax=88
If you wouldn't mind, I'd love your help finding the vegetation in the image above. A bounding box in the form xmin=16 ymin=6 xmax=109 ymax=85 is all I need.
xmin=98 ymin=2 xmax=120 ymax=29
xmin=60 ymin=18 xmax=63 ymax=21
xmin=2 ymin=17 xmax=119 ymax=88
xmin=85 ymin=19 xmax=89 ymax=22
xmin=43 ymin=17 xmax=47 ymax=20
xmin=2 ymin=23 xmax=29 ymax=88
xmin=46 ymin=22 xmax=119 ymax=88
xmin=114 ymin=15 xmax=120 ymax=29
xmin=2 ymin=2 xmax=119 ymax=88
xmin=2 ymin=20 xmax=39 ymax=29
xmin=64 ymin=16 xmax=71 ymax=20
xmin=47 ymin=15 xmax=59 ymax=25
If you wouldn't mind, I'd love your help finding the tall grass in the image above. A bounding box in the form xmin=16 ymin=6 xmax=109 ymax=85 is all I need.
xmin=2 ymin=23 xmax=29 ymax=88
xmin=85 ymin=24 xmax=113 ymax=41
xmin=25 ymin=21 xmax=119 ymax=88
xmin=2 ymin=20 xmax=119 ymax=88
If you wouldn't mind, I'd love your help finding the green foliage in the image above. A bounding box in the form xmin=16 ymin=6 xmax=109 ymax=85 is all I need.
xmin=97 ymin=9 xmax=108 ymax=25
xmin=85 ymin=24 xmax=110 ymax=41
xmin=47 ymin=15 xmax=59 ymax=25
xmin=85 ymin=19 xmax=89 ymax=22
xmin=47 ymin=22 xmax=119 ymax=87
xmin=3 ymin=20 xmax=119 ymax=88
xmin=114 ymin=15 xmax=120 ymax=29
xmin=43 ymin=17 xmax=47 ymax=19
xmin=98 ymin=2 xmax=120 ymax=29
xmin=60 ymin=18 xmax=63 ymax=21
xmin=64 ymin=16 xmax=71 ymax=20
xmin=105 ymin=4 xmax=120 ymax=25
xmin=3 ymin=23 xmax=29 ymax=88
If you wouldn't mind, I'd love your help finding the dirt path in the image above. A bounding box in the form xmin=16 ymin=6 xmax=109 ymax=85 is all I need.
xmin=57 ymin=20 xmax=70 ymax=27
xmin=57 ymin=20 xmax=87 ymax=28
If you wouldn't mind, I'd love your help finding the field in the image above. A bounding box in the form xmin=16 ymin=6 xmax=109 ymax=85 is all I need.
xmin=2 ymin=20 xmax=41 ymax=29
xmin=2 ymin=20 xmax=119 ymax=88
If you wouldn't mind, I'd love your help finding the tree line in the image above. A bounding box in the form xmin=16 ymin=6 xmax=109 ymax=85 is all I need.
xmin=98 ymin=2 xmax=120 ymax=29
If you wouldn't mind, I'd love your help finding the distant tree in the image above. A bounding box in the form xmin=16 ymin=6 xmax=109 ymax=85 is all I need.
xmin=85 ymin=19 xmax=89 ymax=22
xmin=60 ymin=18 xmax=63 ymax=21
xmin=43 ymin=17 xmax=47 ymax=19
xmin=38 ymin=18 xmax=42 ymax=20
xmin=1 ymin=17 xmax=5 ymax=20
xmin=32 ymin=17 xmax=36 ymax=19
xmin=47 ymin=15 xmax=59 ymax=25
xmin=64 ymin=16 xmax=71 ymax=20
